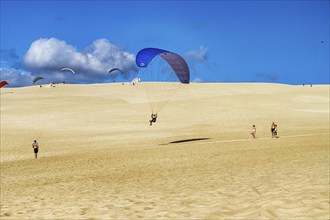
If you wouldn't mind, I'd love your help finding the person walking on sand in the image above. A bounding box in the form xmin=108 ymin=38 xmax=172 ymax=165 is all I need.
xmin=271 ymin=122 xmax=277 ymax=138
xmin=274 ymin=124 xmax=279 ymax=138
xmin=251 ymin=125 xmax=256 ymax=138
xmin=149 ymin=113 xmax=157 ymax=126
xmin=32 ymin=140 xmax=39 ymax=158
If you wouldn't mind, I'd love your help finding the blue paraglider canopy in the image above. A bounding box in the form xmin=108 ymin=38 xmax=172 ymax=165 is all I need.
xmin=136 ymin=48 xmax=190 ymax=84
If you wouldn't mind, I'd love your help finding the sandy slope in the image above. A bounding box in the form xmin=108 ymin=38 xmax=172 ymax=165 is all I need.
xmin=0 ymin=83 xmax=329 ymax=219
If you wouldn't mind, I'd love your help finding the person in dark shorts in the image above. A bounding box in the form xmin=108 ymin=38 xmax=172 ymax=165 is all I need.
xmin=32 ymin=140 xmax=39 ymax=158
xmin=149 ymin=113 xmax=157 ymax=126
xmin=274 ymin=124 xmax=278 ymax=138
xmin=271 ymin=122 xmax=277 ymax=138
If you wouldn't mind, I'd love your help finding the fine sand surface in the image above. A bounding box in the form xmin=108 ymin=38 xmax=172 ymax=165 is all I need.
xmin=0 ymin=83 xmax=329 ymax=219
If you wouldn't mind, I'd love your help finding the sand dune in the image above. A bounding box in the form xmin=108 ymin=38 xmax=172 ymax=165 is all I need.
xmin=1 ymin=83 xmax=329 ymax=219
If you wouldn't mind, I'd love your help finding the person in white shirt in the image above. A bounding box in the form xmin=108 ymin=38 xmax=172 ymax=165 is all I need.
xmin=251 ymin=125 xmax=256 ymax=138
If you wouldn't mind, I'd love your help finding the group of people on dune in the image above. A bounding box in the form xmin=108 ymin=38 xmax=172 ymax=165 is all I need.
xmin=31 ymin=116 xmax=279 ymax=159
xmin=250 ymin=122 xmax=278 ymax=139
xmin=149 ymin=114 xmax=279 ymax=139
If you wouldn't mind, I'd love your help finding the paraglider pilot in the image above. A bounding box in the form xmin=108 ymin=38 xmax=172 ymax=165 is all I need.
xmin=149 ymin=113 xmax=157 ymax=126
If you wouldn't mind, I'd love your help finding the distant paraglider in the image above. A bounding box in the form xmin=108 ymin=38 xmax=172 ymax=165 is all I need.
xmin=109 ymin=68 xmax=124 ymax=75
xmin=60 ymin=68 xmax=75 ymax=74
xmin=0 ymin=81 xmax=9 ymax=88
xmin=32 ymin=76 xmax=44 ymax=84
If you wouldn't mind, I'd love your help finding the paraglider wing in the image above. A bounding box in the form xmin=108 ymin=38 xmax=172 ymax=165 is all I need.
xmin=32 ymin=76 xmax=44 ymax=84
xmin=60 ymin=68 xmax=75 ymax=74
xmin=136 ymin=48 xmax=169 ymax=67
xmin=135 ymin=48 xmax=190 ymax=114
xmin=136 ymin=48 xmax=190 ymax=84
xmin=0 ymin=81 xmax=9 ymax=88
xmin=109 ymin=68 xmax=124 ymax=74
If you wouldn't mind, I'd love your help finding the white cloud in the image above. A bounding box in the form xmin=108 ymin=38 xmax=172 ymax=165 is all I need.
xmin=184 ymin=46 xmax=211 ymax=82
xmin=192 ymin=77 xmax=203 ymax=82
xmin=185 ymin=46 xmax=208 ymax=62
xmin=22 ymin=38 xmax=137 ymax=83
xmin=0 ymin=68 xmax=33 ymax=87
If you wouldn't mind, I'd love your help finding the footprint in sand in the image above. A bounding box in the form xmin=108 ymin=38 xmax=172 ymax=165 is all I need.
xmin=3 ymin=211 xmax=13 ymax=217
xmin=104 ymin=204 xmax=114 ymax=209
xmin=144 ymin=206 xmax=153 ymax=211
xmin=252 ymin=186 xmax=261 ymax=195
xmin=80 ymin=207 xmax=90 ymax=215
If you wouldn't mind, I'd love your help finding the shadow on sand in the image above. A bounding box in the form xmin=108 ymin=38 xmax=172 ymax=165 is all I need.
xmin=161 ymin=138 xmax=211 ymax=146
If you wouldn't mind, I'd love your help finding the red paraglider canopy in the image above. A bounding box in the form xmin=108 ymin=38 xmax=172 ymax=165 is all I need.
xmin=0 ymin=81 xmax=9 ymax=88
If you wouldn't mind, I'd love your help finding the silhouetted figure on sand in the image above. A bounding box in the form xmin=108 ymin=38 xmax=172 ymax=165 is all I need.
xmin=149 ymin=113 xmax=157 ymax=126
xmin=32 ymin=140 xmax=39 ymax=158
xmin=271 ymin=122 xmax=279 ymax=138
xmin=251 ymin=125 xmax=256 ymax=138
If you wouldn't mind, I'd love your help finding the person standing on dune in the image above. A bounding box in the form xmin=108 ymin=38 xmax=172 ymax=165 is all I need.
xmin=271 ymin=122 xmax=277 ymax=138
xmin=274 ymin=124 xmax=279 ymax=138
xmin=32 ymin=140 xmax=39 ymax=158
xmin=149 ymin=113 xmax=157 ymax=126
xmin=251 ymin=125 xmax=256 ymax=138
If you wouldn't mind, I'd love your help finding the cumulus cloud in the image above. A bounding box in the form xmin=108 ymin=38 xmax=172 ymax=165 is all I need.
xmin=184 ymin=46 xmax=212 ymax=83
xmin=0 ymin=68 xmax=33 ymax=87
xmin=22 ymin=38 xmax=137 ymax=84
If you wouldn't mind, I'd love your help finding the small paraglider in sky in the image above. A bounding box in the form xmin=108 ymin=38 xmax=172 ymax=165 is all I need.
xmin=109 ymin=68 xmax=124 ymax=75
xmin=32 ymin=76 xmax=44 ymax=84
xmin=60 ymin=68 xmax=75 ymax=74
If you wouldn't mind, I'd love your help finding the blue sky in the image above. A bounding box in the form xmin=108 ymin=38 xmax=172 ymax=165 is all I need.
xmin=1 ymin=0 xmax=329 ymax=87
